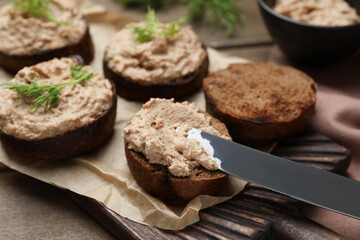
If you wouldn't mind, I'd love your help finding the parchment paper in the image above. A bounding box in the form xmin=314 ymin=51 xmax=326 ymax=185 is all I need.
xmin=0 ymin=2 xmax=256 ymax=230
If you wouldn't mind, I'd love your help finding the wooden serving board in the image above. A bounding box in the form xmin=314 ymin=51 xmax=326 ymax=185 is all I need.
xmin=67 ymin=129 xmax=351 ymax=240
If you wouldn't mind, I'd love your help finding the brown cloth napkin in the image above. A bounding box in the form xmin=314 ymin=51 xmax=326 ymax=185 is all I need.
xmin=270 ymin=47 xmax=360 ymax=240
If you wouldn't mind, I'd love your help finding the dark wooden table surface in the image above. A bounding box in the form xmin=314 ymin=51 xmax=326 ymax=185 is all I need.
xmin=0 ymin=0 xmax=275 ymax=239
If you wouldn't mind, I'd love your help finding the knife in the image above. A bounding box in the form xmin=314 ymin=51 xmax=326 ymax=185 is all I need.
xmin=187 ymin=128 xmax=360 ymax=220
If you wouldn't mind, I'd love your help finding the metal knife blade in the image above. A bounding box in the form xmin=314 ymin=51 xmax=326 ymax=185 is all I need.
xmin=190 ymin=129 xmax=360 ymax=220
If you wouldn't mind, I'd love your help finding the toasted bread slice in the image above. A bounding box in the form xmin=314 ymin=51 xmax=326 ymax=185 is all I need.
xmin=0 ymin=88 xmax=116 ymax=161
xmin=103 ymin=47 xmax=208 ymax=102
xmin=0 ymin=58 xmax=116 ymax=161
xmin=125 ymin=109 xmax=229 ymax=206
xmin=0 ymin=91 xmax=116 ymax=161
xmin=203 ymin=62 xmax=316 ymax=141
xmin=0 ymin=24 xmax=94 ymax=74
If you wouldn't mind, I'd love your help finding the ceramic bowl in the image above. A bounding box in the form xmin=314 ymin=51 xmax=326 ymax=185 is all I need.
xmin=258 ymin=0 xmax=360 ymax=65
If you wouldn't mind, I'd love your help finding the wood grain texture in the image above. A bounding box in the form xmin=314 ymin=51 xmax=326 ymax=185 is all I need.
xmin=68 ymin=129 xmax=350 ymax=240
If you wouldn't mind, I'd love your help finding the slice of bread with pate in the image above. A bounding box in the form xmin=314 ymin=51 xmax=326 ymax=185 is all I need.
xmin=203 ymin=62 xmax=316 ymax=142
xmin=0 ymin=0 xmax=94 ymax=74
xmin=0 ymin=57 xmax=116 ymax=161
xmin=123 ymin=98 xmax=230 ymax=206
xmin=103 ymin=10 xmax=208 ymax=101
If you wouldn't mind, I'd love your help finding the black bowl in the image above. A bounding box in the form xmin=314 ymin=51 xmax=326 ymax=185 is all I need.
xmin=258 ymin=0 xmax=360 ymax=65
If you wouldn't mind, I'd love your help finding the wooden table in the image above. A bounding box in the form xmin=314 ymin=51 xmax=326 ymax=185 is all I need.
xmin=0 ymin=0 xmax=274 ymax=239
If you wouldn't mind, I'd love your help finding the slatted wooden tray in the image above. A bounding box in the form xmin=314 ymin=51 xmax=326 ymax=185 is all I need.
xmin=68 ymin=129 xmax=351 ymax=239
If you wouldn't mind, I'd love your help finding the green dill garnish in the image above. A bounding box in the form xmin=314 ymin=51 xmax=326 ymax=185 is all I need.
xmin=13 ymin=0 xmax=69 ymax=25
xmin=186 ymin=0 xmax=244 ymax=36
xmin=1 ymin=65 xmax=95 ymax=112
xmin=161 ymin=17 xmax=186 ymax=37
xmin=130 ymin=8 xmax=159 ymax=43
xmin=130 ymin=7 xmax=186 ymax=44
xmin=117 ymin=0 xmax=244 ymax=37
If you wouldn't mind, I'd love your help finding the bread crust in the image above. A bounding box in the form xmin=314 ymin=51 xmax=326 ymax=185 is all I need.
xmin=103 ymin=47 xmax=209 ymax=101
xmin=0 ymin=83 xmax=117 ymax=161
xmin=203 ymin=63 xmax=316 ymax=142
xmin=0 ymin=22 xmax=94 ymax=74
xmin=125 ymin=111 xmax=229 ymax=206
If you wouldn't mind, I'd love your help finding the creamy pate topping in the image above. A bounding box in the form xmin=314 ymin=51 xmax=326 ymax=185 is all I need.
xmin=0 ymin=58 xmax=113 ymax=140
xmin=105 ymin=23 xmax=207 ymax=85
xmin=0 ymin=0 xmax=87 ymax=55
xmin=274 ymin=0 xmax=360 ymax=26
xmin=123 ymin=98 xmax=230 ymax=177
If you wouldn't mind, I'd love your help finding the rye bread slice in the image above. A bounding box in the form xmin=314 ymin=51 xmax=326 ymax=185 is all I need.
xmin=125 ymin=110 xmax=229 ymax=206
xmin=103 ymin=47 xmax=209 ymax=101
xmin=0 ymin=80 xmax=117 ymax=161
xmin=0 ymin=22 xmax=94 ymax=74
xmin=203 ymin=62 xmax=316 ymax=142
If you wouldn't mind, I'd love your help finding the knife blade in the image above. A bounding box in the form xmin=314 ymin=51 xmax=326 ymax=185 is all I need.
xmin=187 ymin=128 xmax=360 ymax=220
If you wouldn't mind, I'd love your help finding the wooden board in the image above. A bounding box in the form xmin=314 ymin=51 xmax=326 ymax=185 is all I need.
xmin=67 ymin=129 xmax=351 ymax=240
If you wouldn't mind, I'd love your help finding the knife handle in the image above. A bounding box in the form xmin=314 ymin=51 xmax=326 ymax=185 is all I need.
xmin=273 ymin=214 xmax=341 ymax=240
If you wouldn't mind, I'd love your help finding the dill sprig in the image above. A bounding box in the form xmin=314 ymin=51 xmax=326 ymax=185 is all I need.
xmin=161 ymin=17 xmax=186 ymax=36
xmin=117 ymin=0 xmax=244 ymax=37
xmin=130 ymin=7 xmax=186 ymax=44
xmin=13 ymin=0 xmax=69 ymax=25
xmin=185 ymin=0 xmax=244 ymax=36
xmin=1 ymin=65 xmax=95 ymax=112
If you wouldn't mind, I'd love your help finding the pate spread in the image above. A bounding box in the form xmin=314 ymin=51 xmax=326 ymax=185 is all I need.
xmin=123 ymin=98 xmax=230 ymax=177
xmin=0 ymin=0 xmax=87 ymax=55
xmin=274 ymin=0 xmax=360 ymax=26
xmin=0 ymin=58 xmax=113 ymax=140
xmin=105 ymin=23 xmax=207 ymax=85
